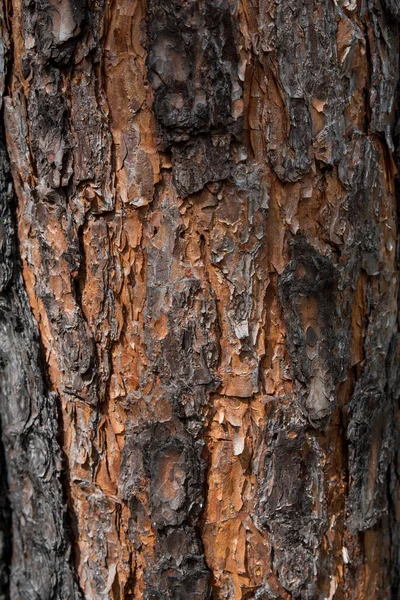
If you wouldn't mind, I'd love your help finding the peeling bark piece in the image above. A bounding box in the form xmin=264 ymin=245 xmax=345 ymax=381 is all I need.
xmin=367 ymin=0 xmax=399 ymax=150
xmin=149 ymin=433 xmax=202 ymax=530
xmin=29 ymin=70 xmax=73 ymax=190
xmin=146 ymin=0 xmax=237 ymax=143
xmin=146 ymin=0 xmax=239 ymax=195
xmin=279 ymin=236 xmax=345 ymax=426
xmin=345 ymin=380 xmax=395 ymax=532
xmin=267 ymin=0 xmax=345 ymax=181
xmin=24 ymin=0 xmax=87 ymax=65
xmin=345 ymin=329 xmax=399 ymax=537
xmin=254 ymin=399 xmax=326 ymax=597
xmin=120 ymin=421 xmax=210 ymax=599
xmin=144 ymin=525 xmax=210 ymax=600
xmin=172 ymin=136 xmax=231 ymax=198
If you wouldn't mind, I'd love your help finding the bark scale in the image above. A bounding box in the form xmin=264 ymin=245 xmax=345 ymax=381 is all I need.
xmin=0 ymin=0 xmax=399 ymax=599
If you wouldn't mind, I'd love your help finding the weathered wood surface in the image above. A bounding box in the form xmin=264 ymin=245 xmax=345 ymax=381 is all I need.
xmin=0 ymin=0 xmax=399 ymax=598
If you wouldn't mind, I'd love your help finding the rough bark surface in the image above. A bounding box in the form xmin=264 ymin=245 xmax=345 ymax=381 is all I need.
xmin=0 ymin=0 xmax=399 ymax=599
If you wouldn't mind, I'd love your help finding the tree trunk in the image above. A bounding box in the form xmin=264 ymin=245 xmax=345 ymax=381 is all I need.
xmin=0 ymin=0 xmax=399 ymax=598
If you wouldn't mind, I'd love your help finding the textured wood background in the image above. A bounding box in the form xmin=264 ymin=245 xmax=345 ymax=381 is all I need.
xmin=0 ymin=0 xmax=399 ymax=598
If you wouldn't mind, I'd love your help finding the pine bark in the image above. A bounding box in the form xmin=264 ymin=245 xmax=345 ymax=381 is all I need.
xmin=0 ymin=0 xmax=399 ymax=599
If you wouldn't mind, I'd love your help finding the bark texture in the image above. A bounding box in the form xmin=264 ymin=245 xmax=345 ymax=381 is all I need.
xmin=0 ymin=0 xmax=399 ymax=599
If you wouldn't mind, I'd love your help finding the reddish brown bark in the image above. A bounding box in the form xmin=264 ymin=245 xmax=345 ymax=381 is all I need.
xmin=0 ymin=0 xmax=399 ymax=599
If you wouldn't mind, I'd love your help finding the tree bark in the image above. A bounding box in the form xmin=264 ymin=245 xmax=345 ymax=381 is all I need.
xmin=0 ymin=0 xmax=399 ymax=599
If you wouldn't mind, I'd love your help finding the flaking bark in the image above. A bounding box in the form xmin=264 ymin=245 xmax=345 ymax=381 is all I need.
xmin=0 ymin=0 xmax=399 ymax=599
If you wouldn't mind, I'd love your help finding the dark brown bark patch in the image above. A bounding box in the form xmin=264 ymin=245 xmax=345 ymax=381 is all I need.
xmin=279 ymin=236 xmax=346 ymax=426
xmin=146 ymin=0 xmax=241 ymax=196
